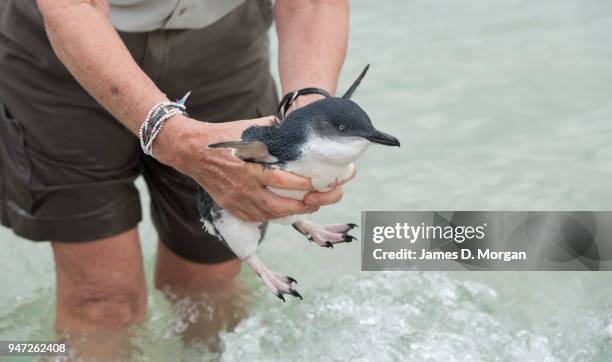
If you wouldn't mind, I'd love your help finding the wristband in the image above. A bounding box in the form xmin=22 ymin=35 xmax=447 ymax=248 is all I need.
xmin=276 ymin=87 xmax=331 ymax=120
xmin=139 ymin=91 xmax=191 ymax=157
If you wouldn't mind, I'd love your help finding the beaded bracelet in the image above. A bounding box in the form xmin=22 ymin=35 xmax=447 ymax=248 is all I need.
xmin=139 ymin=91 xmax=191 ymax=157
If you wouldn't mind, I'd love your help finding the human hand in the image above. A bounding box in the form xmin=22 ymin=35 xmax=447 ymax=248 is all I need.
xmin=154 ymin=115 xmax=343 ymax=222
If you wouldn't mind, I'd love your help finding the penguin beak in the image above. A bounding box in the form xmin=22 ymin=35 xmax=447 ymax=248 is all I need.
xmin=366 ymin=130 xmax=400 ymax=147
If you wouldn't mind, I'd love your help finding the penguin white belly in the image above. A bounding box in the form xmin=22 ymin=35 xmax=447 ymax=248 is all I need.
xmin=268 ymin=160 xmax=355 ymax=225
xmin=211 ymin=209 xmax=261 ymax=259
xmin=269 ymin=161 xmax=354 ymax=197
xmin=265 ymin=134 xmax=368 ymax=225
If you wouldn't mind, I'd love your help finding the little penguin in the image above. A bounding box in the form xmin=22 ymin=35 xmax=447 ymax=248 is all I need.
xmin=196 ymin=65 xmax=400 ymax=301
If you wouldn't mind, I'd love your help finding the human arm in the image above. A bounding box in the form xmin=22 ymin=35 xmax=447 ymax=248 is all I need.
xmin=275 ymin=0 xmax=353 ymax=202
xmin=36 ymin=0 xmax=339 ymax=222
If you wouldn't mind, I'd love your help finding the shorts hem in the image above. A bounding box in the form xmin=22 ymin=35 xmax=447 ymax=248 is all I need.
xmin=157 ymin=228 xmax=238 ymax=265
xmin=0 ymin=199 xmax=142 ymax=242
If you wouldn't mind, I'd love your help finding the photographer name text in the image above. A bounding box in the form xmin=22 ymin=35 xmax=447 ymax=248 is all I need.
xmin=370 ymin=222 xmax=526 ymax=262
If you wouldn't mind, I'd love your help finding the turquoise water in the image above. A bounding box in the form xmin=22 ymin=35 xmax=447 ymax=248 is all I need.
xmin=1 ymin=0 xmax=612 ymax=360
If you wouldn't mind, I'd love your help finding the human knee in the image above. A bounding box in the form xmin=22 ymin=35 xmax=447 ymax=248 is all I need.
xmin=154 ymin=257 xmax=242 ymax=291
xmin=61 ymin=282 xmax=146 ymax=329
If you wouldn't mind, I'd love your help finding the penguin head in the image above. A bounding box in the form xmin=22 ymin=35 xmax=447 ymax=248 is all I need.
xmin=284 ymin=97 xmax=400 ymax=165
xmin=309 ymin=97 xmax=400 ymax=147
xmin=276 ymin=65 xmax=399 ymax=165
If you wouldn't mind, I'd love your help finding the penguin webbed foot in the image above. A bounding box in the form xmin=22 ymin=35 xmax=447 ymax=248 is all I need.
xmin=292 ymin=221 xmax=358 ymax=248
xmin=245 ymin=255 xmax=302 ymax=302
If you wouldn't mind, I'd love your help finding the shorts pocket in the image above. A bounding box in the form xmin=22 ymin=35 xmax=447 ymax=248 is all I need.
xmin=0 ymin=100 xmax=33 ymax=210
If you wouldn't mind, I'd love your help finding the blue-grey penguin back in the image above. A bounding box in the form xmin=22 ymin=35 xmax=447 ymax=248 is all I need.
xmin=197 ymin=187 xmax=218 ymax=229
xmin=241 ymin=121 xmax=306 ymax=163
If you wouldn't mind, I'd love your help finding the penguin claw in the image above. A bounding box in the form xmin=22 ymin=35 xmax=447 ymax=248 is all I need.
xmin=343 ymin=234 xmax=356 ymax=242
xmin=274 ymin=286 xmax=302 ymax=302
xmin=325 ymin=241 xmax=334 ymax=248
xmin=246 ymin=256 xmax=303 ymax=303
xmin=347 ymin=223 xmax=359 ymax=230
xmin=289 ymin=288 xmax=303 ymax=300
xmin=273 ymin=283 xmax=304 ymax=303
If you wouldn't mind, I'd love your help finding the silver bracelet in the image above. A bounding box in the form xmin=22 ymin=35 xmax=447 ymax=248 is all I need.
xmin=139 ymin=91 xmax=191 ymax=157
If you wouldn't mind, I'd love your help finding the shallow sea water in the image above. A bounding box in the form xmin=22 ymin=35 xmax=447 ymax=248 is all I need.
xmin=1 ymin=0 xmax=612 ymax=361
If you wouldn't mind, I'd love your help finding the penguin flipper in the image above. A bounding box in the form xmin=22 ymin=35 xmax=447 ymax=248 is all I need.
xmin=208 ymin=141 xmax=278 ymax=163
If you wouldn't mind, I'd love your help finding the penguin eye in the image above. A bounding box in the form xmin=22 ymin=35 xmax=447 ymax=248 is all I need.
xmin=338 ymin=124 xmax=346 ymax=131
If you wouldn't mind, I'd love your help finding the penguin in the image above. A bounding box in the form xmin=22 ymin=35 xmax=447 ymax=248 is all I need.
xmin=196 ymin=65 xmax=400 ymax=301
